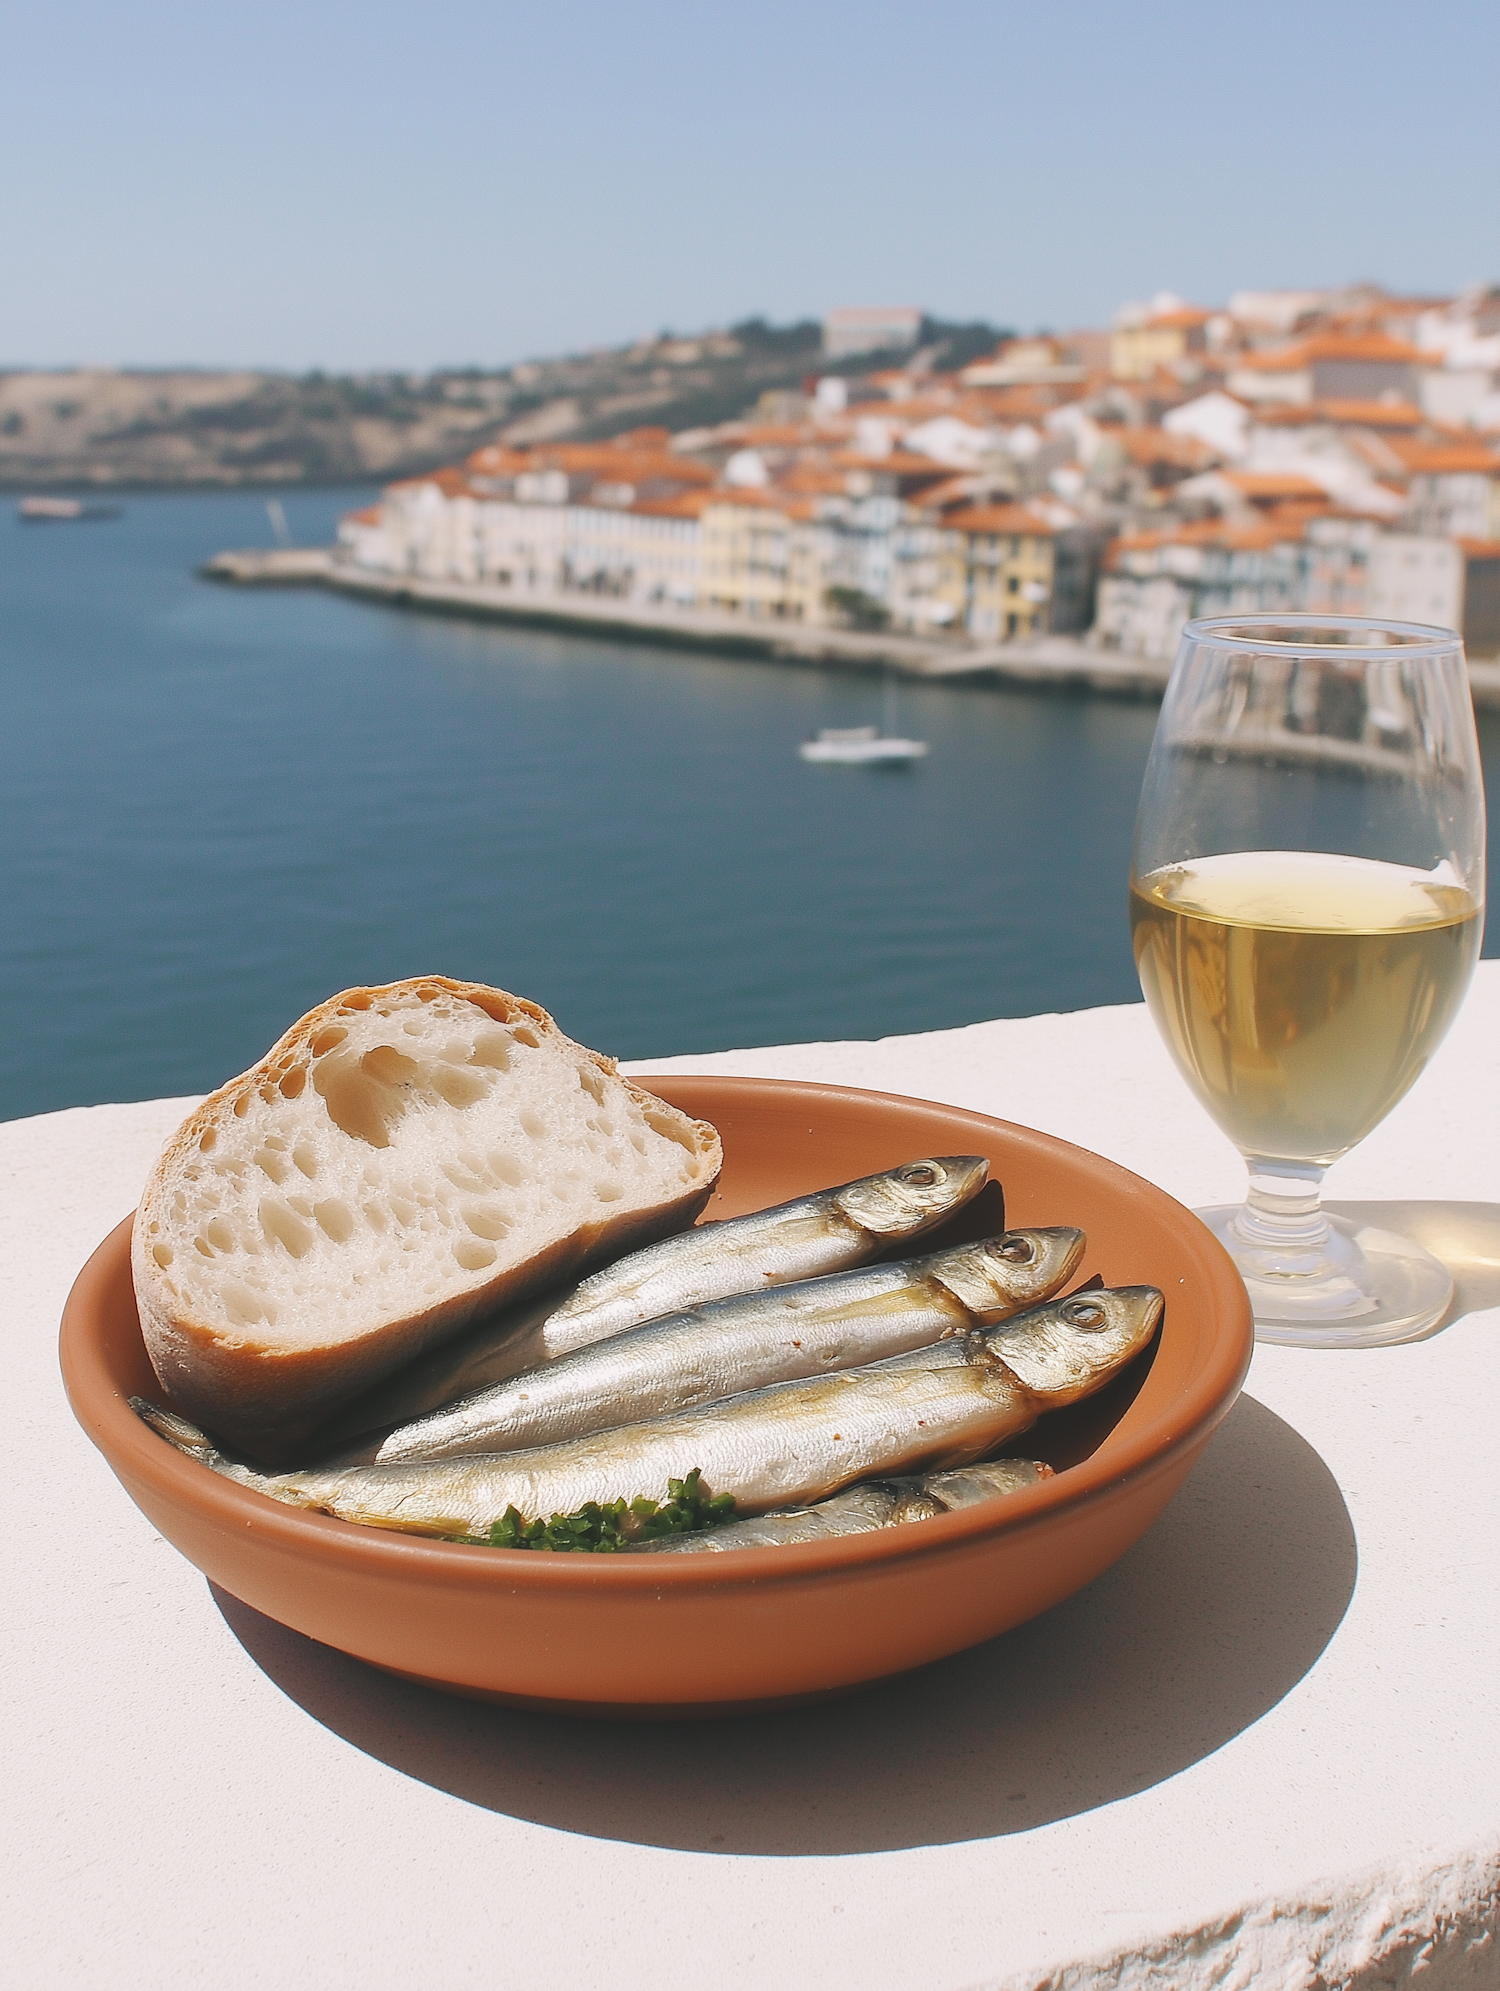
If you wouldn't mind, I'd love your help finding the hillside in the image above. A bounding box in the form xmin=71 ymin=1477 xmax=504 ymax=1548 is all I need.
xmin=0 ymin=317 xmax=1003 ymax=489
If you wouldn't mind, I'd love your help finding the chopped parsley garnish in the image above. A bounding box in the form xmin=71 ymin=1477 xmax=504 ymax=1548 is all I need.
xmin=465 ymin=1468 xmax=736 ymax=1552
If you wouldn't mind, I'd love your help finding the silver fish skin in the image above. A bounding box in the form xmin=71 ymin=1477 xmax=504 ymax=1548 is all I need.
xmin=921 ymin=1458 xmax=1054 ymax=1510
xmin=352 ymin=1226 xmax=1085 ymax=1467
xmin=131 ymin=1285 xmax=1161 ymax=1540
xmin=638 ymin=1457 xmax=1053 ymax=1553
xmin=326 ymin=1155 xmax=991 ymax=1437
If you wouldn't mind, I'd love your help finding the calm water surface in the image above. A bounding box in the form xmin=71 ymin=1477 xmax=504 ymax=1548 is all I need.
xmin=3 ymin=489 xmax=1496 ymax=1120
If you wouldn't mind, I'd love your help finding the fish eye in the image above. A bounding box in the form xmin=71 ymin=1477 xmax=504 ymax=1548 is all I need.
xmin=1062 ymin=1299 xmax=1107 ymax=1330
xmin=997 ymin=1236 xmax=1034 ymax=1264
xmin=899 ymin=1163 xmax=940 ymax=1187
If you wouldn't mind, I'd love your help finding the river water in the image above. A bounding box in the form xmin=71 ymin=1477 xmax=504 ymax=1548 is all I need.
xmin=3 ymin=487 xmax=1496 ymax=1121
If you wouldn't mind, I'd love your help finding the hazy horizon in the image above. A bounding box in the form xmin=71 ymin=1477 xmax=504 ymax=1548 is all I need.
xmin=3 ymin=0 xmax=1497 ymax=374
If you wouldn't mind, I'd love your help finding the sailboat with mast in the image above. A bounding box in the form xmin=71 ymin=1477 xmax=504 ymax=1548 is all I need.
xmin=798 ymin=671 xmax=928 ymax=764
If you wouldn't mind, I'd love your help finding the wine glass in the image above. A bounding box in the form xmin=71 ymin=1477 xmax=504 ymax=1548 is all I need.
xmin=1130 ymin=614 xmax=1486 ymax=1347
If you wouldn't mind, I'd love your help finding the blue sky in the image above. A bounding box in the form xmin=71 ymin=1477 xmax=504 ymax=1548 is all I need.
xmin=2 ymin=0 xmax=1496 ymax=370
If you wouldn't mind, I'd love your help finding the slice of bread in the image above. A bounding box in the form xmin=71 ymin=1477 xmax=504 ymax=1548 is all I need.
xmin=132 ymin=977 xmax=721 ymax=1460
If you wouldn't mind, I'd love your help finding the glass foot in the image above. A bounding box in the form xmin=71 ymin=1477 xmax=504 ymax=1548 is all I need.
xmin=1195 ymin=1205 xmax=1453 ymax=1348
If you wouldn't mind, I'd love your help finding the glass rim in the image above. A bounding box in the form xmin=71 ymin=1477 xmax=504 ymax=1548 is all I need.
xmin=1182 ymin=612 xmax=1463 ymax=662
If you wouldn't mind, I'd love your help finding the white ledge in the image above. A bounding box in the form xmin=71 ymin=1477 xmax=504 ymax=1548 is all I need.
xmin=10 ymin=965 xmax=1500 ymax=1989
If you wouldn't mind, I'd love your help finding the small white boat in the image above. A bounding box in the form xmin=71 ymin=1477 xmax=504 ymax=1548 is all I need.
xmin=799 ymin=725 xmax=929 ymax=764
xmin=17 ymin=495 xmax=122 ymax=522
xmin=798 ymin=673 xmax=929 ymax=764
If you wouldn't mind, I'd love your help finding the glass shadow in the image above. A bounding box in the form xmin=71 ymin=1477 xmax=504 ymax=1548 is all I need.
xmin=1321 ymin=1201 xmax=1500 ymax=1335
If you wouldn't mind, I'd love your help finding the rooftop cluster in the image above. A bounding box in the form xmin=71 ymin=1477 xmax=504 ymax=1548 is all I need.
xmin=339 ymin=283 xmax=1500 ymax=660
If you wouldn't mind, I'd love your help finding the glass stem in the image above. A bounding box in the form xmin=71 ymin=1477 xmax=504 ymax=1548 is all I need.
xmin=1227 ymin=1159 xmax=1331 ymax=1278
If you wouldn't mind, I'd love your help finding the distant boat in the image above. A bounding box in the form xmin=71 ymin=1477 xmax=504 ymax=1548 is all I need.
xmin=799 ymin=725 xmax=929 ymax=764
xmin=18 ymin=496 xmax=122 ymax=522
xmin=798 ymin=672 xmax=928 ymax=764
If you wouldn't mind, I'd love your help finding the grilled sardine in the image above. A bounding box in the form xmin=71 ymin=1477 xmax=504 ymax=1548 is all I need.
xmin=328 ymin=1155 xmax=991 ymax=1438
xmin=134 ymin=1286 xmax=1162 ymax=1540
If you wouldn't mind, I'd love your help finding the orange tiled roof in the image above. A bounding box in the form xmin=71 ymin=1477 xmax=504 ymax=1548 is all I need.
xmin=517 ymin=442 xmax=715 ymax=483
xmin=959 ymin=383 xmax=1092 ymax=420
xmin=943 ymin=504 xmax=1058 ymax=537
xmin=1236 ymin=332 xmax=1430 ymax=372
xmin=1106 ymin=516 xmax=1307 ymax=562
xmin=611 ymin=426 xmax=673 ymax=448
xmin=1318 ymin=331 xmax=1430 ymax=362
xmin=778 ymin=464 xmax=854 ymax=496
xmin=464 ymin=438 xmax=719 ymax=490
xmin=908 ymin=474 xmax=990 ymax=511
xmin=340 ymin=505 xmax=383 ymax=526
xmin=1457 ymin=538 xmax=1500 ymax=558
xmin=702 ymin=487 xmax=791 ymax=512
xmin=596 ymin=458 xmax=717 ymax=488
xmin=1384 ymin=439 xmax=1500 ymax=475
xmin=1254 ymin=399 xmax=1426 ymax=430
xmin=1144 ymin=306 xmax=1211 ymax=330
xmin=1222 ymin=470 xmax=1329 ymax=500
xmin=1106 ymin=426 xmax=1216 ymax=469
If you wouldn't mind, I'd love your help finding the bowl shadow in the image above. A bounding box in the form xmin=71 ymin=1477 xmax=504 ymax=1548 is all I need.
xmin=212 ymin=1391 xmax=1355 ymax=1855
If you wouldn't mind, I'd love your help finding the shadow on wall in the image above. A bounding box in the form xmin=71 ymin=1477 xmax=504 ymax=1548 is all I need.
xmin=213 ymin=1390 xmax=1357 ymax=1857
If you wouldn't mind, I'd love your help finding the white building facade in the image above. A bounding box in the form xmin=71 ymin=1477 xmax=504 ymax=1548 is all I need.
xmin=342 ymin=479 xmax=703 ymax=606
xmin=1095 ymin=523 xmax=1465 ymax=664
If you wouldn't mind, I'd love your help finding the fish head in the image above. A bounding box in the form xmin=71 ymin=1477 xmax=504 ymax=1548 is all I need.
xmin=976 ymin=1286 xmax=1164 ymax=1402
xmin=929 ymin=1228 xmax=1086 ymax=1320
xmin=834 ymin=1156 xmax=989 ymax=1239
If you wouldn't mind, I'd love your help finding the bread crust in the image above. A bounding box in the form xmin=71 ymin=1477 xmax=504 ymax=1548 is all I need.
xmin=132 ymin=978 xmax=720 ymax=1461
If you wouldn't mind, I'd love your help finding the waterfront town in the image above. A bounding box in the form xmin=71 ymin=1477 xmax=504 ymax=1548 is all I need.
xmin=335 ymin=285 xmax=1500 ymax=664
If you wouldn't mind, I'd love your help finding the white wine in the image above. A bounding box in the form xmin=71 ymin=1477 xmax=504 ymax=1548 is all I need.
xmin=1130 ymin=850 xmax=1482 ymax=1166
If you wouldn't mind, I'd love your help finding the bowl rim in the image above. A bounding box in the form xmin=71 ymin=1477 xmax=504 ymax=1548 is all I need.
xmin=61 ymin=1075 xmax=1254 ymax=1592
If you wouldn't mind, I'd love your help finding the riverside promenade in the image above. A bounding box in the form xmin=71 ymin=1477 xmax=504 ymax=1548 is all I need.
xmin=202 ymin=548 xmax=1500 ymax=706
xmin=201 ymin=548 xmax=1176 ymax=697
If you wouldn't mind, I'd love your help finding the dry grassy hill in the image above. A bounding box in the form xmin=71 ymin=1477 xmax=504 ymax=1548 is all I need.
xmin=0 ymin=317 xmax=1003 ymax=488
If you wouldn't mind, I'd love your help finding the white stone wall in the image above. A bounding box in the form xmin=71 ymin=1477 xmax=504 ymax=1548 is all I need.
xmin=1368 ymin=533 xmax=1465 ymax=631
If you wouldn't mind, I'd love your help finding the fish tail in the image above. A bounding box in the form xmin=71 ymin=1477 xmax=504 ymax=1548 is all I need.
xmin=131 ymin=1396 xmax=330 ymax=1509
xmin=130 ymin=1396 xmax=220 ymax=1464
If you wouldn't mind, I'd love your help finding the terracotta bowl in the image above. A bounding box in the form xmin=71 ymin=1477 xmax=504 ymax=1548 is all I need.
xmin=61 ymin=1076 xmax=1252 ymax=1717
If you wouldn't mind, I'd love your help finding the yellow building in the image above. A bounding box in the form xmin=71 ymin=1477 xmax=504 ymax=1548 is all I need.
xmin=939 ymin=505 xmax=1057 ymax=640
xmin=1110 ymin=306 xmax=1210 ymax=381
xmin=700 ymin=491 xmax=819 ymax=619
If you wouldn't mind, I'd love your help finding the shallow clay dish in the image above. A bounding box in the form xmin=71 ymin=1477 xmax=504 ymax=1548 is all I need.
xmin=61 ymin=1077 xmax=1252 ymax=1717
